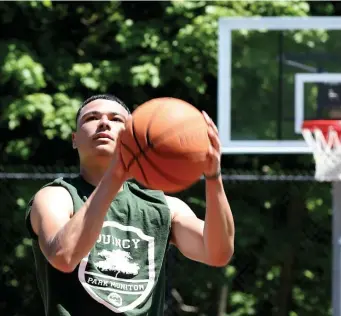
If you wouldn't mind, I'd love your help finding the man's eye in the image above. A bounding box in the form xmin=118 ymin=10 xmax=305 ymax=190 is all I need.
xmin=112 ymin=117 xmax=124 ymax=123
xmin=85 ymin=116 xmax=97 ymax=122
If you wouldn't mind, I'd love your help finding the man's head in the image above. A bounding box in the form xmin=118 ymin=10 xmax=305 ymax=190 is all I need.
xmin=75 ymin=94 xmax=130 ymax=126
xmin=72 ymin=94 xmax=131 ymax=164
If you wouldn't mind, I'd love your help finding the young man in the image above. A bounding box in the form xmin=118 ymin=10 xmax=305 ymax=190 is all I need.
xmin=26 ymin=94 xmax=235 ymax=316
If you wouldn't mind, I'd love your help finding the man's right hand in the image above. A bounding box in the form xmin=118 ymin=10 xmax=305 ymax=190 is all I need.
xmin=108 ymin=114 xmax=133 ymax=182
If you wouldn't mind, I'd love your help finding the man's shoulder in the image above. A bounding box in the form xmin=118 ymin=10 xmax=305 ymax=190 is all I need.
xmin=30 ymin=177 xmax=74 ymax=203
xmin=126 ymin=180 xmax=166 ymax=200
xmin=33 ymin=184 xmax=71 ymax=202
xmin=26 ymin=178 xmax=74 ymax=238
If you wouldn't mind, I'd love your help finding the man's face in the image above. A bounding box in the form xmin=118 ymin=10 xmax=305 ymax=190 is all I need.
xmin=72 ymin=99 xmax=129 ymax=161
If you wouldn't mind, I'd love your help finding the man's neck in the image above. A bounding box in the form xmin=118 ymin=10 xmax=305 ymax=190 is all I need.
xmin=80 ymin=156 xmax=121 ymax=186
xmin=79 ymin=159 xmax=125 ymax=193
xmin=79 ymin=164 xmax=108 ymax=187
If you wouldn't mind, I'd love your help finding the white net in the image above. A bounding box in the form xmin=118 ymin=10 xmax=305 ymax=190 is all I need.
xmin=302 ymin=127 xmax=341 ymax=181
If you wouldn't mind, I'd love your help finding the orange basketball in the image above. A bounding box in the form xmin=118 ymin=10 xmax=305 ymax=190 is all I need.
xmin=120 ymin=97 xmax=210 ymax=193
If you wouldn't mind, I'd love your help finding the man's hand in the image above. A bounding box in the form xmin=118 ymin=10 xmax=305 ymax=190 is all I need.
xmin=202 ymin=111 xmax=221 ymax=178
xmin=109 ymin=114 xmax=132 ymax=182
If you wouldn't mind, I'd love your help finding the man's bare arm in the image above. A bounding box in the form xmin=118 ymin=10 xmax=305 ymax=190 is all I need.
xmin=30 ymin=170 xmax=125 ymax=273
xmin=203 ymin=177 xmax=234 ymax=266
xmin=167 ymin=186 xmax=234 ymax=267
xmin=167 ymin=196 xmax=207 ymax=263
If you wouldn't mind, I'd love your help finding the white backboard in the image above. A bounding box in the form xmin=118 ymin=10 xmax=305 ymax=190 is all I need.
xmin=218 ymin=17 xmax=341 ymax=154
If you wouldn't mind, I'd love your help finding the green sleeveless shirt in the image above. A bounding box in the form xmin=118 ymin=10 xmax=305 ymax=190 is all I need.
xmin=25 ymin=176 xmax=172 ymax=316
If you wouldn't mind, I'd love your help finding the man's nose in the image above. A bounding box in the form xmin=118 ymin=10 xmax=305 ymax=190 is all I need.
xmin=98 ymin=115 xmax=111 ymax=130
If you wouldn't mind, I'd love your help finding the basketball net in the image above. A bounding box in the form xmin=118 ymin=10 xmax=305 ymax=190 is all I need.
xmin=302 ymin=120 xmax=341 ymax=181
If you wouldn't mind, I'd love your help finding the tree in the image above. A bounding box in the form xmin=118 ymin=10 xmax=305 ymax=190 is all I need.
xmin=0 ymin=0 xmax=316 ymax=166
xmin=95 ymin=249 xmax=140 ymax=278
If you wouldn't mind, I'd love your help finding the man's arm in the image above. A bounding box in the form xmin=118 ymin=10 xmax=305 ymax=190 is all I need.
xmin=168 ymin=111 xmax=234 ymax=267
xmin=204 ymin=176 xmax=234 ymax=265
xmin=30 ymin=169 xmax=125 ymax=273
xmin=167 ymin=179 xmax=234 ymax=267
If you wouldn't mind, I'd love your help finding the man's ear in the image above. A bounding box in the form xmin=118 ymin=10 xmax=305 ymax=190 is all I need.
xmin=72 ymin=132 xmax=77 ymax=149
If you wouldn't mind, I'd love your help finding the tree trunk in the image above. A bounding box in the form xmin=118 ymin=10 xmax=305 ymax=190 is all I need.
xmin=274 ymin=187 xmax=306 ymax=316
xmin=217 ymin=284 xmax=229 ymax=316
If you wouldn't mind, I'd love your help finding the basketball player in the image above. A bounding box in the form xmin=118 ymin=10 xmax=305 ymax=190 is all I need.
xmin=26 ymin=94 xmax=235 ymax=316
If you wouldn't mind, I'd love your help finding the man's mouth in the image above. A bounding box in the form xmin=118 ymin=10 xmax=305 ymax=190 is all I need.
xmin=93 ymin=132 xmax=114 ymax=141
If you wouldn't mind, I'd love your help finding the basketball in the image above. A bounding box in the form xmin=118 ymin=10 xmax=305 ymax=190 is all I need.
xmin=120 ymin=97 xmax=210 ymax=193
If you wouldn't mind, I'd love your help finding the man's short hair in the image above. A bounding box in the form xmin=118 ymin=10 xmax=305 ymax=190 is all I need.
xmin=75 ymin=94 xmax=131 ymax=125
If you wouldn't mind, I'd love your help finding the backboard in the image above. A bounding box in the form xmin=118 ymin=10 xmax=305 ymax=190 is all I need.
xmin=218 ymin=17 xmax=341 ymax=154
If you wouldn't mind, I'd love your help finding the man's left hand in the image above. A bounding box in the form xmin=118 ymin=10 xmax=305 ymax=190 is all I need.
xmin=202 ymin=111 xmax=221 ymax=179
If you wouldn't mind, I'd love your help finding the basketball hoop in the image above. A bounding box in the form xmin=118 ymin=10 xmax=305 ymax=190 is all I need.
xmin=302 ymin=120 xmax=341 ymax=181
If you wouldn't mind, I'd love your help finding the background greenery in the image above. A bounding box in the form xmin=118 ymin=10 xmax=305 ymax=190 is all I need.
xmin=0 ymin=1 xmax=339 ymax=315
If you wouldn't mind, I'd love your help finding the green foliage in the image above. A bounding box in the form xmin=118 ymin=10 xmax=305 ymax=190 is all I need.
xmin=0 ymin=41 xmax=46 ymax=92
xmin=0 ymin=0 xmax=318 ymax=162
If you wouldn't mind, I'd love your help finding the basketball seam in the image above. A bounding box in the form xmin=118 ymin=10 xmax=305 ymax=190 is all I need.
xmin=131 ymin=116 xmax=144 ymax=156
xmin=126 ymin=102 xmax=164 ymax=168
xmin=121 ymin=141 xmax=138 ymax=170
xmin=145 ymin=103 xmax=163 ymax=148
xmin=125 ymin=139 xmax=200 ymax=186
xmin=122 ymin=118 xmax=149 ymax=185
xmin=121 ymin=141 xmax=148 ymax=184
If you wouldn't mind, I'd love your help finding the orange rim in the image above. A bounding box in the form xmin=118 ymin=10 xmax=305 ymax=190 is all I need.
xmin=302 ymin=120 xmax=341 ymax=133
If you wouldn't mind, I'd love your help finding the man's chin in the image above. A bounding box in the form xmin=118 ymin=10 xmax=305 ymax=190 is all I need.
xmin=93 ymin=145 xmax=116 ymax=157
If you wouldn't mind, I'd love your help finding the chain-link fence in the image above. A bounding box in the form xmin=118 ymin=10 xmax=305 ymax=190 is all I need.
xmin=0 ymin=167 xmax=332 ymax=316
